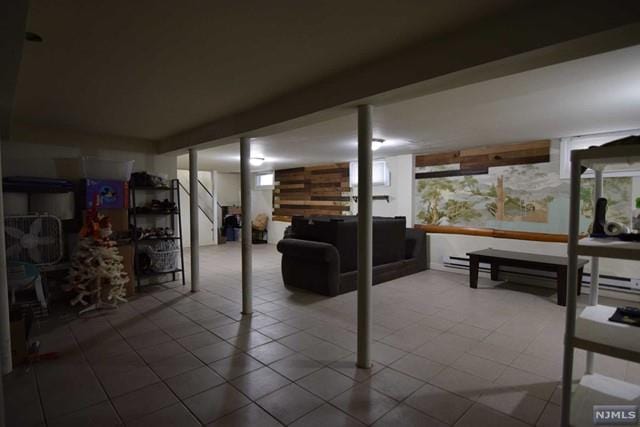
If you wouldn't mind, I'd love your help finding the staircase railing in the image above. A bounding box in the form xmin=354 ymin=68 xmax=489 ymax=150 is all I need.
xmin=197 ymin=180 xmax=224 ymax=211
xmin=178 ymin=180 xmax=215 ymax=226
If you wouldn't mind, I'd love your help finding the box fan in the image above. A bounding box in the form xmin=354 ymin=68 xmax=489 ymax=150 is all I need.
xmin=4 ymin=214 xmax=63 ymax=265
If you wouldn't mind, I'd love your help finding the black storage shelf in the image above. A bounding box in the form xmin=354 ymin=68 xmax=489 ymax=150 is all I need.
xmin=131 ymin=186 xmax=172 ymax=191
xmin=129 ymin=179 xmax=186 ymax=289
xmin=138 ymin=268 xmax=183 ymax=278
xmin=129 ymin=210 xmax=179 ymax=216
xmin=138 ymin=236 xmax=180 ymax=242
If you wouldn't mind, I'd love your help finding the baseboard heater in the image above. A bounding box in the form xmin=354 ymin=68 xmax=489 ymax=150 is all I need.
xmin=442 ymin=255 xmax=637 ymax=294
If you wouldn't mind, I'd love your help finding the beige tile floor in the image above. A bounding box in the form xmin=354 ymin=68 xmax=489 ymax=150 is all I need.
xmin=4 ymin=242 xmax=638 ymax=426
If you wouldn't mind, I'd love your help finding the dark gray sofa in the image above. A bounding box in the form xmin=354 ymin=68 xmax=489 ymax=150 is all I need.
xmin=276 ymin=216 xmax=428 ymax=296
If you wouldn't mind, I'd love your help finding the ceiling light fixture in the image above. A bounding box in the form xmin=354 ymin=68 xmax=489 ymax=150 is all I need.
xmin=371 ymin=138 xmax=385 ymax=151
xmin=250 ymin=157 xmax=265 ymax=166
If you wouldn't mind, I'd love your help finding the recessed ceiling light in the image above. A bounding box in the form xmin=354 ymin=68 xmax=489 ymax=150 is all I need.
xmin=372 ymin=138 xmax=385 ymax=151
xmin=250 ymin=157 xmax=264 ymax=166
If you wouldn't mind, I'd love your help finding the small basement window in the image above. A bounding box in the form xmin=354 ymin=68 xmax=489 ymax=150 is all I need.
xmin=256 ymin=172 xmax=274 ymax=188
xmin=350 ymin=160 xmax=390 ymax=186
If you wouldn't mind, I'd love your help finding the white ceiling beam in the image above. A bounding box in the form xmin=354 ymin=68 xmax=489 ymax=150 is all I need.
xmin=157 ymin=1 xmax=640 ymax=154
xmin=10 ymin=121 xmax=156 ymax=153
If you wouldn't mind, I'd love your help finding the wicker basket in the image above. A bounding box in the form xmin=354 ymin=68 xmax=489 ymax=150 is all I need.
xmin=140 ymin=241 xmax=179 ymax=273
xmin=151 ymin=249 xmax=179 ymax=272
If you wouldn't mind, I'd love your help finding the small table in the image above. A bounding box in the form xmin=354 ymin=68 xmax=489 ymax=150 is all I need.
xmin=467 ymin=248 xmax=588 ymax=306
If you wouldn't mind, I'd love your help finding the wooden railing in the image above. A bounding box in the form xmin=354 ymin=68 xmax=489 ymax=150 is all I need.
xmin=414 ymin=224 xmax=572 ymax=243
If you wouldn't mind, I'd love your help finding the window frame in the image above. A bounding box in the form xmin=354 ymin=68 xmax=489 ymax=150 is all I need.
xmin=255 ymin=172 xmax=275 ymax=189
xmin=349 ymin=160 xmax=390 ymax=187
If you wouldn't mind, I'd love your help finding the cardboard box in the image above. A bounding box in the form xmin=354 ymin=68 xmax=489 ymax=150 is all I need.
xmin=82 ymin=208 xmax=129 ymax=231
xmin=99 ymin=208 xmax=129 ymax=232
xmin=85 ymin=179 xmax=129 ymax=209
xmin=117 ymin=244 xmax=135 ymax=297
xmin=227 ymin=206 xmax=242 ymax=215
xmin=10 ymin=315 xmax=26 ymax=365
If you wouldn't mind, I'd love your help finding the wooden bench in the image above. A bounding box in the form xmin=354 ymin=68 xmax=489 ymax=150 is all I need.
xmin=467 ymin=249 xmax=588 ymax=306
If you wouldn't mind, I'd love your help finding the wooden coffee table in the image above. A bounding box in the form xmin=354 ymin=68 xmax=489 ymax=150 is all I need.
xmin=467 ymin=248 xmax=588 ymax=306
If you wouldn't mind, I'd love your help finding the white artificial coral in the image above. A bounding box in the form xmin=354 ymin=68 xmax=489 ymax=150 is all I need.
xmin=69 ymin=237 xmax=129 ymax=309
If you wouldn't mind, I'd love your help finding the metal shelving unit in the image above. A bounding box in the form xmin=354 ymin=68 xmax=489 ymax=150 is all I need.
xmin=129 ymin=179 xmax=186 ymax=289
xmin=562 ymin=139 xmax=640 ymax=426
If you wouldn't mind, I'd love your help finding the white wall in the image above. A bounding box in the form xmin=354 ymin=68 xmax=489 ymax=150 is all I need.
xmin=1 ymin=140 xmax=176 ymax=180
xmin=251 ymin=179 xmax=275 ymax=243
xmin=251 ymin=185 xmax=272 ymax=218
xmin=270 ymin=221 xmax=289 ymax=243
xmin=2 ymin=140 xmax=178 ymax=219
xmin=246 ymin=156 xmax=416 ymax=245
xmin=350 ymin=154 xmax=414 ymax=223
xmin=343 ymin=150 xmax=640 ymax=290
xmin=178 ymin=170 xmax=215 ymax=247
xmin=212 ymin=171 xmax=242 ymax=243
xmin=428 ymin=233 xmax=639 ymax=280
xmin=417 ymin=141 xmax=640 ymax=289
xmin=216 ymin=173 xmax=241 ymax=206
xmin=250 ymin=173 xmax=290 ymax=244
xmin=248 ymin=155 xmax=416 ymax=245
xmin=3 ymin=193 xmax=27 ymax=216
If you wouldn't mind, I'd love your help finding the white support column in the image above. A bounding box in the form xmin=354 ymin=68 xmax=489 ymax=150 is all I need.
xmin=212 ymin=171 xmax=219 ymax=245
xmin=0 ymin=141 xmax=12 ymax=374
xmin=357 ymin=105 xmax=373 ymax=369
xmin=586 ymin=168 xmax=603 ymax=374
xmin=189 ymin=149 xmax=200 ymax=293
xmin=1 ymin=6 xmax=29 ymax=423
xmin=561 ymin=154 xmax=583 ymax=427
xmin=240 ymin=137 xmax=253 ymax=314
xmin=410 ymin=153 xmax=416 ymax=227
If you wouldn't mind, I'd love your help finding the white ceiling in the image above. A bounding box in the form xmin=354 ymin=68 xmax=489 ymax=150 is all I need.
xmin=14 ymin=0 xmax=521 ymax=140
xmin=179 ymin=45 xmax=640 ymax=173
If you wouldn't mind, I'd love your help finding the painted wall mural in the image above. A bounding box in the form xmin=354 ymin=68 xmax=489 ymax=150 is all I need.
xmin=415 ymin=161 xmax=632 ymax=234
xmin=581 ymin=177 xmax=632 ymax=226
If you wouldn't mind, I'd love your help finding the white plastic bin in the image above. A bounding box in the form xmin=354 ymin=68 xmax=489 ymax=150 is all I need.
xmin=81 ymin=156 xmax=134 ymax=181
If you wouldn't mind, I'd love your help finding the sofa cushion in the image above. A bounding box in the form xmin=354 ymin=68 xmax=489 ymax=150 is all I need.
xmin=290 ymin=215 xmax=407 ymax=272
xmin=291 ymin=216 xmax=357 ymax=272
xmin=290 ymin=216 xmax=338 ymax=243
xmin=372 ymin=217 xmax=406 ymax=265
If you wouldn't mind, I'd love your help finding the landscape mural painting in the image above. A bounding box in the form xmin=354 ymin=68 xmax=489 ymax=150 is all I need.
xmin=415 ymin=161 xmax=631 ymax=234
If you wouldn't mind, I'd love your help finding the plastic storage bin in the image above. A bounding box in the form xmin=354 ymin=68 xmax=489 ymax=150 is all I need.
xmin=81 ymin=157 xmax=134 ymax=181
xmin=84 ymin=179 xmax=129 ymax=209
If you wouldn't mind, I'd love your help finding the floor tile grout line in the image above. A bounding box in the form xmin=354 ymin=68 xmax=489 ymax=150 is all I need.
xmin=27 ymin=357 xmax=49 ymax=426
xmin=106 ymin=283 xmax=254 ymax=425
xmin=84 ymin=284 xmax=230 ymax=423
xmin=50 ymin=318 xmax=124 ymax=424
xmin=20 ymin=244 xmax=582 ymax=427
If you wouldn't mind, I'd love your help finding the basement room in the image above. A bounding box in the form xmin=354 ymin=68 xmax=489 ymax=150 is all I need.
xmin=2 ymin=2 xmax=640 ymax=427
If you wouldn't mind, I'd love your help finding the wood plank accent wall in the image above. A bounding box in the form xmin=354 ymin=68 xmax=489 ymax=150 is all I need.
xmin=272 ymin=163 xmax=351 ymax=222
xmin=415 ymin=140 xmax=550 ymax=174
